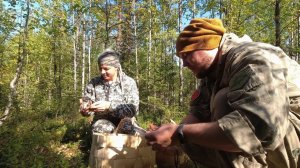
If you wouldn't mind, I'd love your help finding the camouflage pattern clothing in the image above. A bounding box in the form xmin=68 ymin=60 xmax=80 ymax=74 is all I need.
xmin=185 ymin=33 xmax=300 ymax=168
xmin=82 ymin=72 xmax=139 ymax=134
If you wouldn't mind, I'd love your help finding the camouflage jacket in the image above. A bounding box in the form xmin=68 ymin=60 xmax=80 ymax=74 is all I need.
xmin=190 ymin=33 xmax=300 ymax=168
xmin=83 ymin=72 xmax=139 ymax=126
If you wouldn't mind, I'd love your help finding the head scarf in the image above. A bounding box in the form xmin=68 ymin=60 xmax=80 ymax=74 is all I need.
xmin=97 ymin=49 xmax=121 ymax=68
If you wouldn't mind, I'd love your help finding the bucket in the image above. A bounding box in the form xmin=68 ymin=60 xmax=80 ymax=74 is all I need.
xmin=89 ymin=132 xmax=156 ymax=168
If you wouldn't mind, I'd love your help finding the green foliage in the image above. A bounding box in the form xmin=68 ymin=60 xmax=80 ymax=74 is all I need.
xmin=0 ymin=1 xmax=16 ymax=44
xmin=138 ymin=96 xmax=185 ymax=128
xmin=0 ymin=83 xmax=9 ymax=112
xmin=0 ymin=103 xmax=90 ymax=167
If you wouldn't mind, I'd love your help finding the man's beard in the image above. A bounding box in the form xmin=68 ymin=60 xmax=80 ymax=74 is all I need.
xmin=196 ymin=59 xmax=218 ymax=79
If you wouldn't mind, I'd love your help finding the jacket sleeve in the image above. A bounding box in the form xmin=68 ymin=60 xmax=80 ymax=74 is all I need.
xmin=83 ymin=80 xmax=97 ymax=102
xmin=110 ymin=78 xmax=139 ymax=119
xmin=189 ymin=80 xmax=212 ymax=122
xmin=218 ymin=43 xmax=289 ymax=154
xmin=80 ymin=79 xmax=97 ymax=116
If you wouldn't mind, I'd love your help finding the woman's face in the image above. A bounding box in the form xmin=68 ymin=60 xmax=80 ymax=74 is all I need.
xmin=99 ymin=64 xmax=118 ymax=81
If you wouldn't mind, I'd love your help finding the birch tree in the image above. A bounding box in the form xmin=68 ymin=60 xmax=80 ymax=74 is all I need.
xmin=132 ymin=0 xmax=139 ymax=84
xmin=1 ymin=0 xmax=30 ymax=126
xmin=275 ymin=0 xmax=281 ymax=47
xmin=72 ymin=0 xmax=80 ymax=93
xmin=178 ymin=0 xmax=183 ymax=106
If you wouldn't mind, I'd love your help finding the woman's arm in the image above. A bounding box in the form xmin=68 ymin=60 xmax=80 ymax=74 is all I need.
xmin=110 ymin=77 xmax=139 ymax=118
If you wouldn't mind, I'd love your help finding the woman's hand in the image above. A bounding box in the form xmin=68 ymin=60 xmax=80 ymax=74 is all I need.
xmin=79 ymin=98 xmax=92 ymax=116
xmin=89 ymin=101 xmax=111 ymax=113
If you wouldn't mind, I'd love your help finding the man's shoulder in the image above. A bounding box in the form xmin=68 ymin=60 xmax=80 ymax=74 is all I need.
xmin=223 ymin=38 xmax=284 ymax=66
xmin=222 ymin=33 xmax=282 ymax=56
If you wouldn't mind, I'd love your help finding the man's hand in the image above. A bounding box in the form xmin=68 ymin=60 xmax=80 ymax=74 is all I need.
xmin=145 ymin=124 xmax=179 ymax=151
xmin=89 ymin=101 xmax=111 ymax=113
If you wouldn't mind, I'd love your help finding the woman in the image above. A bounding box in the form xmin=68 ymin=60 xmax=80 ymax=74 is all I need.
xmin=80 ymin=48 xmax=139 ymax=134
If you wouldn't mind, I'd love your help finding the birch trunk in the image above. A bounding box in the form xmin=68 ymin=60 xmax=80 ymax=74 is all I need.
xmin=275 ymin=0 xmax=281 ymax=47
xmin=72 ymin=0 xmax=78 ymax=93
xmin=178 ymin=0 xmax=183 ymax=106
xmin=132 ymin=0 xmax=139 ymax=85
xmin=0 ymin=0 xmax=30 ymax=126
xmin=88 ymin=0 xmax=93 ymax=81
xmin=296 ymin=11 xmax=300 ymax=61
xmin=147 ymin=0 xmax=152 ymax=101
xmin=104 ymin=0 xmax=109 ymax=48
xmin=116 ymin=0 xmax=123 ymax=51
xmin=81 ymin=13 xmax=86 ymax=95
xmin=192 ymin=0 xmax=199 ymax=89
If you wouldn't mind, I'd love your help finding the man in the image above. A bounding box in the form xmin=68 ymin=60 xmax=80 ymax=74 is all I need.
xmin=145 ymin=18 xmax=300 ymax=168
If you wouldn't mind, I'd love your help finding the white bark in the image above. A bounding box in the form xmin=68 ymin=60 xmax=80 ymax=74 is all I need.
xmin=147 ymin=0 xmax=152 ymax=101
xmin=178 ymin=0 xmax=183 ymax=106
xmin=132 ymin=0 xmax=139 ymax=85
xmin=72 ymin=0 xmax=78 ymax=93
xmin=0 ymin=0 xmax=30 ymax=126
xmin=81 ymin=13 xmax=86 ymax=96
